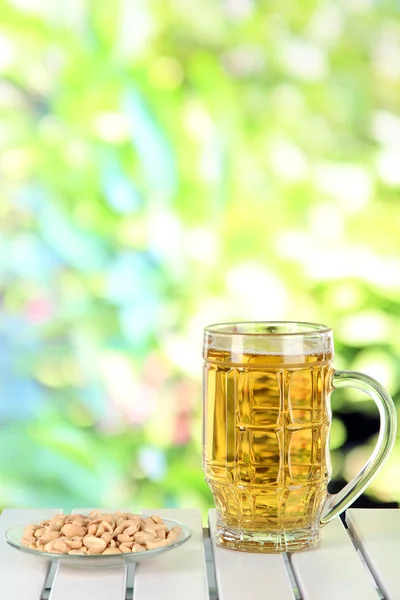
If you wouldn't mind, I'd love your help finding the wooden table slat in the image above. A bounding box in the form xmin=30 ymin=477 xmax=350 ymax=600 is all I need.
xmin=208 ymin=509 xmax=295 ymax=600
xmin=347 ymin=508 xmax=400 ymax=600
xmin=290 ymin=516 xmax=380 ymax=600
xmin=48 ymin=508 xmax=128 ymax=600
xmin=2 ymin=507 xmax=398 ymax=599
xmin=49 ymin=562 xmax=127 ymax=600
xmin=133 ymin=508 xmax=209 ymax=600
xmin=0 ymin=508 xmax=61 ymax=600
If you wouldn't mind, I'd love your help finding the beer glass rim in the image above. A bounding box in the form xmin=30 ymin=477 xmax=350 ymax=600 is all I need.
xmin=204 ymin=321 xmax=332 ymax=337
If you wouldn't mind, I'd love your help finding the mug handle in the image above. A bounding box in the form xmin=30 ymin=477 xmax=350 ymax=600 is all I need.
xmin=321 ymin=370 xmax=397 ymax=525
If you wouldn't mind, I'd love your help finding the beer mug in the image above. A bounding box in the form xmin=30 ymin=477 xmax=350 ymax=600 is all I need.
xmin=203 ymin=322 xmax=397 ymax=553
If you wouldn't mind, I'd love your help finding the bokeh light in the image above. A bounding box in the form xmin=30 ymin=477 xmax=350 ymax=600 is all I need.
xmin=0 ymin=0 xmax=399 ymax=513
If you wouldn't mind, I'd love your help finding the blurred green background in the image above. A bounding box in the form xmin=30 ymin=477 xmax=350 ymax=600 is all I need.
xmin=0 ymin=0 xmax=399 ymax=514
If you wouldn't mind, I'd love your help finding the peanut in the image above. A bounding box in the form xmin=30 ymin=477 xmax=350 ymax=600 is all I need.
xmin=34 ymin=528 xmax=45 ymax=538
xmin=21 ymin=511 xmax=182 ymax=556
xmin=25 ymin=525 xmax=38 ymax=538
xmin=151 ymin=515 xmax=163 ymax=524
xmin=133 ymin=531 xmax=155 ymax=545
xmin=95 ymin=521 xmax=113 ymax=537
xmin=21 ymin=537 xmax=33 ymax=547
xmin=101 ymin=532 xmax=113 ymax=544
xmin=44 ymin=539 xmax=60 ymax=553
xmin=47 ymin=518 xmax=65 ymax=532
xmin=146 ymin=539 xmax=170 ymax=550
xmin=167 ymin=531 xmax=178 ymax=543
xmin=82 ymin=535 xmax=107 ymax=552
xmin=64 ymin=538 xmax=82 ymax=550
xmin=103 ymin=548 xmax=121 ymax=555
xmin=53 ymin=540 xmax=70 ymax=553
xmin=71 ymin=517 xmax=86 ymax=527
xmin=61 ymin=524 xmax=87 ymax=538
xmin=38 ymin=531 xmax=61 ymax=545
xmin=156 ymin=529 xmax=166 ymax=540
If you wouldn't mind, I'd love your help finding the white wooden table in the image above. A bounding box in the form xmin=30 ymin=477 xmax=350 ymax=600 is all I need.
xmin=1 ymin=507 xmax=399 ymax=599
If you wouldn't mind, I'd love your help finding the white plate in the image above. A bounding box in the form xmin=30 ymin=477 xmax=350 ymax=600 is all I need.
xmin=5 ymin=515 xmax=192 ymax=569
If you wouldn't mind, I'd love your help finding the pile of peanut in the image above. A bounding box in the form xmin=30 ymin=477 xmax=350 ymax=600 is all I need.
xmin=21 ymin=511 xmax=182 ymax=555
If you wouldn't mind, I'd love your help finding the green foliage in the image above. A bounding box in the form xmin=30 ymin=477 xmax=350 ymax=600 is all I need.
xmin=0 ymin=0 xmax=399 ymax=511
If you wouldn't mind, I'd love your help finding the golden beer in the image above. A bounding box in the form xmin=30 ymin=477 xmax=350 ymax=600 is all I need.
xmin=203 ymin=322 xmax=397 ymax=553
xmin=203 ymin=344 xmax=333 ymax=552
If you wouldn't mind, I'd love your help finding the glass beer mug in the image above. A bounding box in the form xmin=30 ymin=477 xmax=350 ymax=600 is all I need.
xmin=203 ymin=322 xmax=397 ymax=553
